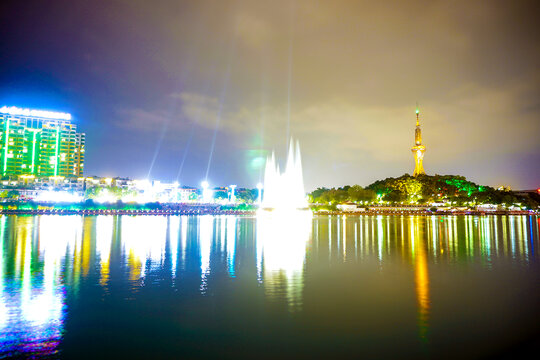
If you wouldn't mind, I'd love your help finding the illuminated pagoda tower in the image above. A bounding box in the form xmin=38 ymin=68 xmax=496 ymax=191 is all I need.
xmin=411 ymin=106 xmax=426 ymax=176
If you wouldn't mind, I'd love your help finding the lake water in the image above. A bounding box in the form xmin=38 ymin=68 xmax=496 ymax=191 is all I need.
xmin=0 ymin=214 xmax=539 ymax=359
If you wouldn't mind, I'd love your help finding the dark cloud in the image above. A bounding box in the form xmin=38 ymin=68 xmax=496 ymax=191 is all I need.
xmin=1 ymin=0 xmax=539 ymax=189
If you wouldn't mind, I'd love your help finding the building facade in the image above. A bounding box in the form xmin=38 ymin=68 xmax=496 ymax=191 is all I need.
xmin=411 ymin=107 xmax=426 ymax=176
xmin=0 ymin=106 xmax=85 ymax=178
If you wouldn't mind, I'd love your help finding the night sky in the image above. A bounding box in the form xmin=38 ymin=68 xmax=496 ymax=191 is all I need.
xmin=1 ymin=0 xmax=539 ymax=190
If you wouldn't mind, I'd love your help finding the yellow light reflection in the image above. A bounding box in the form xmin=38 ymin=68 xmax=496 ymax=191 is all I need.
xmin=96 ymin=216 xmax=114 ymax=287
xmin=19 ymin=217 xmax=33 ymax=325
xmin=342 ymin=216 xmax=346 ymax=261
xmin=412 ymin=217 xmax=430 ymax=345
xmin=82 ymin=217 xmax=93 ymax=277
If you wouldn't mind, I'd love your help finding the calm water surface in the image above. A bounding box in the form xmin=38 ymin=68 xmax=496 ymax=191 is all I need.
xmin=0 ymin=213 xmax=539 ymax=359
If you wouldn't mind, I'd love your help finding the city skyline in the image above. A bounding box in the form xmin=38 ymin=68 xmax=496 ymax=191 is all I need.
xmin=1 ymin=0 xmax=539 ymax=190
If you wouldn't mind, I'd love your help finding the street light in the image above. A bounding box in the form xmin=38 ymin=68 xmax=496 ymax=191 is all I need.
xmin=201 ymin=180 xmax=212 ymax=203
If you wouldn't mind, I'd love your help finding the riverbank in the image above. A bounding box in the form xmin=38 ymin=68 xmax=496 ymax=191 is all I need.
xmin=314 ymin=210 xmax=535 ymax=216
xmin=0 ymin=208 xmax=256 ymax=216
xmin=0 ymin=208 xmax=535 ymax=216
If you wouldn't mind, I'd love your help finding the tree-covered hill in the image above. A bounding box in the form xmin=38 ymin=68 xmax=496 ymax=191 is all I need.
xmin=309 ymin=174 xmax=539 ymax=210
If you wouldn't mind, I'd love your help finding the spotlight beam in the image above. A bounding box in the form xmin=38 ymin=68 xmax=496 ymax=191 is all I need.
xmin=204 ymin=32 xmax=237 ymax=182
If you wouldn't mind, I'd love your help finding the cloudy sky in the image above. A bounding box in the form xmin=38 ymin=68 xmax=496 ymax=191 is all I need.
xmin=1 ymin=0 xmax=539 ymax=190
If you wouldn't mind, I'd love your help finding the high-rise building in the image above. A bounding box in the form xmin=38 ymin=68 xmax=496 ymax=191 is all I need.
xmin=411 ymin=107 xmax=426 ymax=176
xmin=0 ymin=106 xmax=85 ymax=178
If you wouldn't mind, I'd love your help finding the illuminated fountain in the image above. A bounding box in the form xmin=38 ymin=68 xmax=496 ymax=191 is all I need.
xmin=256 ymin=138 xmax=311 ymax=310
xmin=261 ymin=138 xmax=308 ymax=210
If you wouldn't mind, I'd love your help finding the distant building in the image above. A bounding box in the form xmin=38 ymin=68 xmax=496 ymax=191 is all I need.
xmin=369 ymin=205 xmax=430 ymax=212
xmin=411 ymin=107 xmax=426 ymax=176
xmin=337 ymin=202 xmax=364 ymax=212
xmin=0 ymin=106 xmax=85 ymax=178
xmin=476 ymin=204 xmax=499 ymax=211
xmin=514 ymin=189 xmax=540 ymax=196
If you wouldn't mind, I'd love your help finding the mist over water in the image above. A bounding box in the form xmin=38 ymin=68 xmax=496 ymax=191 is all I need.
xmin=0 ymin=214 xmax=538 ymax=359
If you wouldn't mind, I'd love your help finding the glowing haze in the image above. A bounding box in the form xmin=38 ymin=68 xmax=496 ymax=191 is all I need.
xmin=0 ymin=0 xmax=539 ymax=189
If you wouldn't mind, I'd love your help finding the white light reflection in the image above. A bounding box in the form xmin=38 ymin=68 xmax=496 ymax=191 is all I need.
xmin=226 ymin=216 xmax=237 ymax=277
xmin=256 ymin=210 xmax=311 ymax=311
xmin=15 ymin=215 xmax=81 ymax=355
xmin=169 ymin=216 xmax=180 ymax=277
xmin=199 ymin=215 xmax=214 ymax=293
xmin=377 ymin=215 xmax=383 ymax=262
xmin=0 ymin=106 xmax=71 ymax=120
xmin=181 ymin=216 xmax=188 ymax=270
xmin=220 ymin=217 xmax=226 ymax=253
xmin=121 ymin=216 xmax=167 ymax=281
xmin=25 ymin=216 xmax=81 ymax=326
xmin=521 ymin=216 xmax=529 ymax=261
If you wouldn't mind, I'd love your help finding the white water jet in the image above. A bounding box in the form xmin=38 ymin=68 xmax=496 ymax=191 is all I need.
xmin=261 ymin=138 xmax=308 ymax=210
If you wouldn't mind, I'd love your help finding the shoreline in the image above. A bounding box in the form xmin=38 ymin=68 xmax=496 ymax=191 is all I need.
xmin=315 ymin=210 xmax=535 ymax=216
xmin=0 ymin=208 xmax=255 ymax=216
xmin=0 ymin=209 xmax=535 ymax=216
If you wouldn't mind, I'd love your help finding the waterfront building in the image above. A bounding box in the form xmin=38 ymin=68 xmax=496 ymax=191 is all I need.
xmin=337 ymin=202 xmax=366 ymax=212
xmin=0 ymin=106 xmax=85 ymax=178
xmin=369 ymin=205 xmax=431 ymax=212
xmin=411 ymin=107 xmax=426 ymax=176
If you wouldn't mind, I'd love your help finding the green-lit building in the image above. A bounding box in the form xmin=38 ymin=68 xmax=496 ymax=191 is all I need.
xmin=0 ymin=106 xmax=85 ymax=178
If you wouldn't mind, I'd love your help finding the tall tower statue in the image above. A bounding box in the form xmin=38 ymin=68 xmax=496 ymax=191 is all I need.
xmin=411 ymin=106 xmax=426 ymax=176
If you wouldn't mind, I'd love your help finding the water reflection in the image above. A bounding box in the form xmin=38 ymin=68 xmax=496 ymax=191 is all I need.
xmin=96 ymin=215 xmax=113 ymax=287
xmin=199 ymin=215 xmax=213 ymax=293
xmin=0 ymin=214 xmax=538 ymax=357
xmin=256 ymin=210 xmax=312 ymax=310
xmin=227 ymin=216 xmax=237 ymax=278
xmin=168 ymin=216 xmax=180 ymax=278
xmin=0 ymin=215 xmax=82 ymax=358
xmin=121 ymin=216 xmax=168 ymax=282
xmin=412 ymin=217 xmax=430 ymax=344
